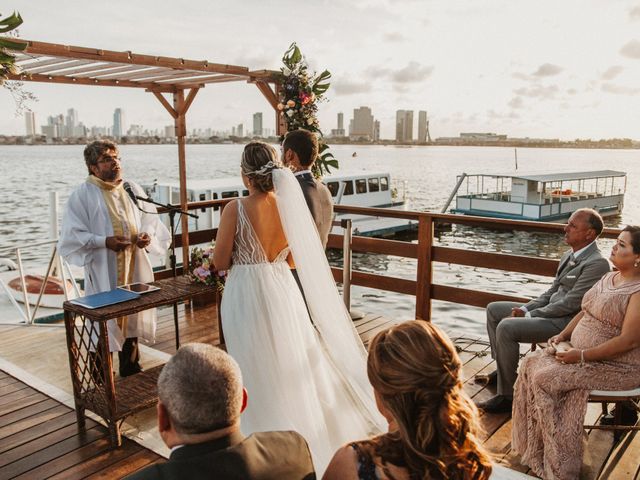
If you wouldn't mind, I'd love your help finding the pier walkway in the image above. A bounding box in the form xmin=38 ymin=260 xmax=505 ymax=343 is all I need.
xmin=0 ymin=301 xmax=638 ymax=479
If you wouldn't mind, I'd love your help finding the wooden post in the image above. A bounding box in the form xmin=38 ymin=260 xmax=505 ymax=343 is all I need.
xmin=173 ymin=89 xmax=190 ymax=267
xmin=415 ymin=215 xmax=434 ymax=320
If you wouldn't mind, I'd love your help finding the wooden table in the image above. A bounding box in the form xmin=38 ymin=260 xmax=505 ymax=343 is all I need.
xmin=62 ymin=276 xmax=216 ymax=447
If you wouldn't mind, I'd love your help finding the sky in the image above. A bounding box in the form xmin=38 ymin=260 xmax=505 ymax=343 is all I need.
xmin=1 ymin=0 xmax=640 ymax=140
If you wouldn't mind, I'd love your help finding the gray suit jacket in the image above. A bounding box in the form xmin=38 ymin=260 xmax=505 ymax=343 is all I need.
xmin=296 ymin=172 xmax=334 ymax=248
xmin=523 ymin=242 xmax=610 ymax=318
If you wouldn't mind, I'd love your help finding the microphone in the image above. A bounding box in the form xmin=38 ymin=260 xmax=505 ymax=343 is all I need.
xmin=123 ymin=181 xmax=140 ymax=208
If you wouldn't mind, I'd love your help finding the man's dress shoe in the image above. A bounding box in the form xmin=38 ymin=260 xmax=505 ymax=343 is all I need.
xmin=474 ymin=370 xmax=497 ymax=387
xmin=476 ymin=395 xmax=513 ymax=414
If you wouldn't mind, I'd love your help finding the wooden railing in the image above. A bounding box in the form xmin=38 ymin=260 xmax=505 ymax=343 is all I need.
xmin=155 ymin=199 xmax=621 ymax=320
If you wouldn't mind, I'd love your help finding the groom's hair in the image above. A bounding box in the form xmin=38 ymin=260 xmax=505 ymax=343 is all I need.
xmin=283 ymin=129 xmax=318 ymax=167
xmin=158 ymin=343 xmax=244 ymax=434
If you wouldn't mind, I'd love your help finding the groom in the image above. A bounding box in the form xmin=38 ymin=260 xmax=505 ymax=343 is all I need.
xmin=282 ymin=129 xmax=334 ymax=248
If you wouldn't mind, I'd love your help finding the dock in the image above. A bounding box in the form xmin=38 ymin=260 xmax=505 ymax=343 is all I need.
xmin=0 ymin=301 xmax=638 ymax=479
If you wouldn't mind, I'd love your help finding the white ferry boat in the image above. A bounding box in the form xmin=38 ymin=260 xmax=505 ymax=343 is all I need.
xmin=143 ymin=171 xmax=417 ymax=238
xmin=451 ymin=170 xmax=626 ymax=221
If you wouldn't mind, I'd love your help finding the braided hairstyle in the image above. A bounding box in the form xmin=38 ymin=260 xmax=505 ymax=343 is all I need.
xmin=240 ymin=142 xmax=282 ymax=193
xmin=367 ymin=321 xmax=492 ymax=480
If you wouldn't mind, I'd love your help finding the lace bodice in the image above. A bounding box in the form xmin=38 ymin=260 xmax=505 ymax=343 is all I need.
xmin=231 ymin=201 xmax=290 ymax=266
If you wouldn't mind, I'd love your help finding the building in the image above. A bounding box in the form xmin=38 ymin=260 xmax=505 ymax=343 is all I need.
xmin=41 ymin=114 xmax=64 ymax=139
xmin=330 ymin=112 xmax=346 ymax=138
xmin=24 ymin=111 xmax=36 ymax=136
xmin=417 ymin=110 xmax=431 ymax=143
xmin=237 ymin=123 xmax=244 ymax=138
xmin=373 ymin=120 xmax=380 ymax=142
xmin=395 ymin=110 xmax=414 ymax=143
xmin=460 ymin=132 xmax=507 ymax=141
xmin=252 ymin=112 xmax=263 ymax=137
xmin=112 ymin=108 xmax=125 ymax=138
xmin=350 ymin=106 xmax=375 ymax=141
xmin=164 ymin=125 xmax=175 ymax=138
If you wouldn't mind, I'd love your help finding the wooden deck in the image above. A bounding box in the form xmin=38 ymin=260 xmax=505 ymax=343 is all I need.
xmin=0 ymin=300 xmax=638 ymax=479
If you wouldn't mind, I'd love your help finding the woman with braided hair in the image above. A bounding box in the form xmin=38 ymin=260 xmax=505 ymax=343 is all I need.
xmin=214 ymin=141 xmax=385 ymax=472
xmin=323 ymin=321 xmax=493 ymax=480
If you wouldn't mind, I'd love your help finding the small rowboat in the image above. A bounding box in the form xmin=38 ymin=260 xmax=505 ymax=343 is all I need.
xmin=7 ymin=274 xmax=78 ymax=308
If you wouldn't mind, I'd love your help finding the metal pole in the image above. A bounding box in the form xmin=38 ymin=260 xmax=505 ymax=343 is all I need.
xmin=15 ymin=248 xmax=32 ymax=321
xmin=441 ymin=173 xmax=467 ymax=213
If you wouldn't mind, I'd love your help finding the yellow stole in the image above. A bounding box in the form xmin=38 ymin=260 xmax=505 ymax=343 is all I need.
xmin=87 ymin=175 xmax=138 ymax=331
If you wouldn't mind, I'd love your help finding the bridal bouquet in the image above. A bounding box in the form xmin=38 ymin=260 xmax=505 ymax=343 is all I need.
xmin=189 ymin=243 xmax=225 ymax=292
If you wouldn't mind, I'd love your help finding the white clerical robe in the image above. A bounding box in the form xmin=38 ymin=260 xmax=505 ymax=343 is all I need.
xmin=58 ymin=179 xmax=171 ymax=351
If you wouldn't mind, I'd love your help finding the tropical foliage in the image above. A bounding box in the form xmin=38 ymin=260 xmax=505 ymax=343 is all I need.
xmin=277 ymin=43 xmax=338 ymax=177
xmin=0 ymin=11 xmax=26 ymax=85
xmin=1 ymin=11 xmax=35 ymax=114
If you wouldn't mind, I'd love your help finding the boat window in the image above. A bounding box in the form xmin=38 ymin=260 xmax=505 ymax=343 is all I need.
xmin=326 ymin=181 xmax=339 ymax=197
xmin=199 ymin=193 xmax=206 ymax=212
xmin=212 ymin=192 xmax=219 ymax=211
xmin=356 ymin=179 xmax=367 ymax=194
xmin=380 ymin=177 xmax=389 ymax=191
xmin=343 ymin=180 xmax=354 ymax=196
xmin=242 ymin=190 xmax=249 ymax=196
xmin=368 ymin=178 xmax=380 ymax=192
xmin=221 ymin=191 xmax=239 ymax=199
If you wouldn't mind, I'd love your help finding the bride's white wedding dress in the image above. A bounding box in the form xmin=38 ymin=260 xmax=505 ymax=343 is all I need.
xmin=221 ymin=169 xmax=385 ymax=471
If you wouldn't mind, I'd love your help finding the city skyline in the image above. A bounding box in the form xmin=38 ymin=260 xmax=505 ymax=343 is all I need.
xmin=1 ymin=0 xmax=640 ymax=140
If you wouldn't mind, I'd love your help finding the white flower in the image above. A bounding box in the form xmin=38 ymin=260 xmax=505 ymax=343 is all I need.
xmin=283 ymin=67 xmax=291 ymax=76
xmin=307 ymin=117 xmax=314 ymax=125
xmin=286 ymin=109 xmax=295 ymax=117
xmin=277 ymin=103 xmax=284 ymax=111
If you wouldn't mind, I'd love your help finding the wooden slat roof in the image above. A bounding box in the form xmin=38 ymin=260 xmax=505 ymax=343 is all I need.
xmin=4 ymin=38 xmax=279 ymax=92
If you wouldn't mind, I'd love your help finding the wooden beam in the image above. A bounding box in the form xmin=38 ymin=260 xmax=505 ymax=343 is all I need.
xmin=415 ymin=216 xmax=434 ymax=320
xmin=6 ymin=72 xmax=175 ymax=92
xmin=431 ymin=285 xmax=530 ymax=309
xmin=179 ymin=88 xmax=200 ymax=116
xmin=173 ymin=89 xmax=190 ymax=266
xmin=255 ymin=81 xmax=278 ymax=109
xmin=152 ymin=92 xmax=178 ymax=119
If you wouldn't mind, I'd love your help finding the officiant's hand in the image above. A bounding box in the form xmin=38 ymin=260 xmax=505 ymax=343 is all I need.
xmin=106 ymin=235 xmax=132 ymax=252
xmin=135 ymin=232 xmax=151 ymax=249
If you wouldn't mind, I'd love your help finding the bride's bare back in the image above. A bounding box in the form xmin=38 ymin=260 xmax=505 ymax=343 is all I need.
xmin=213 ymin=192 xmax=293 ymax=270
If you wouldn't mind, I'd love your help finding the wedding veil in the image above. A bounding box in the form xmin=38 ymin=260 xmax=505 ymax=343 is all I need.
xmin=273 ymin=168 xmax=385 ymax=430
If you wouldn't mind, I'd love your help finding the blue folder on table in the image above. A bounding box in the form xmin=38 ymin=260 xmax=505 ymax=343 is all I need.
xmin=69 ymin=288 xmax=141 ymax=310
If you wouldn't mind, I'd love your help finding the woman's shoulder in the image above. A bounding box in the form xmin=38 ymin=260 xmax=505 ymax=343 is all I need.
xmin=323 ymin=443 xmax=360 ymax=480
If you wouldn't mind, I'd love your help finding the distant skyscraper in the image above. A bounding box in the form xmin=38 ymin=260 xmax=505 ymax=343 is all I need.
xmin=113 ymin=108 xmax=125 ymax=138
xmin=237 ymin=123 xmax=244 ymax=138
xmin=373 ymin=120 xmax=380 ymax=142
xmin=395 ymin=110 xmax=414 ymax=143
xmin=164 ymin=126 xmax=175 ymax=138
xmin=253 ymin=112 xmax=263 ymax=137
xmin=24 ymin=111 xmax=36 ymax=136
xmin=417 ymin=110 xmax=431 ymax=143
xmin=337 ymin=112 xmax=344 ymax=130
xmin=351 ymin=106 xmax=375 ymax=140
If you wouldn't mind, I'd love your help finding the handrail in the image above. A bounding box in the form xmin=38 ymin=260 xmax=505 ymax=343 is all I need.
xmin=153 ymin=198 xmax=622 ymax=320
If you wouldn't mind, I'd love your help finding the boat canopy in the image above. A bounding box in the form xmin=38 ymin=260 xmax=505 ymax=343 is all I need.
xmin=464 ymin=170 xmax=626 ymax=182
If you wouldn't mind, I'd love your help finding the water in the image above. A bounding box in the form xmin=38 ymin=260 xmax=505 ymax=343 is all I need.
xmin=1 ymin=144 xmax=639 ymax=334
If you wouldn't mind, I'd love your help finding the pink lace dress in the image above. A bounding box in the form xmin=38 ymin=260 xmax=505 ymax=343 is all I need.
xmin=511 ymin=272 xmax=640 ymax=479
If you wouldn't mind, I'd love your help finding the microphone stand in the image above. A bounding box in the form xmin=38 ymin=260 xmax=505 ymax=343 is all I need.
xmin=136 ymin=195 xmax=198 ymax=351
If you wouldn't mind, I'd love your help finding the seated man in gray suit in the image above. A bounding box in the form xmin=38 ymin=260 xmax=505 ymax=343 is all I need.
xmin=126 ymin=344 xmax=315 ymax=480
xmin=282 ymin=129 xmax=334 ymax=249
xmin=476 ymin=208 xmax=610 ymax=413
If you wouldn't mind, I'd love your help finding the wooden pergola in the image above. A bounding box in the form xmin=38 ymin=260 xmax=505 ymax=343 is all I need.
xmin=4 ymin=38 xmax=287 ymax=261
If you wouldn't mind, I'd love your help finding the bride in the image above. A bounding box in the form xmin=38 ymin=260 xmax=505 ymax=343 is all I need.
xmin=213 ymin=142 xmax=385 ymax=470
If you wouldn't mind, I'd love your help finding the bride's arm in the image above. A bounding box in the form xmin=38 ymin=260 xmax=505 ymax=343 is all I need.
xmin=213 ymin=200 xmax=238 ymax=271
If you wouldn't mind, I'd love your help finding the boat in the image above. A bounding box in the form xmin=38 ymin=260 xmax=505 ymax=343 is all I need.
xmin=143 ymin=171 xmax=417 ymax=238
xmin=5 ymin=273 xmax=77 ymax=309
xmin=451 ymin=170 xmax=626 ymax=221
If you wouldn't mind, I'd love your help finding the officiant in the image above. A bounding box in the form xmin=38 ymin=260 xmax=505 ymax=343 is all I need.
xmin=58 ymin=140 xmax=171 ymax=377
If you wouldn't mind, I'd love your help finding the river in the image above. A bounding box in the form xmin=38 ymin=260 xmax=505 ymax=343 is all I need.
xmin=1 ymin=144 xmax=638 ymax=334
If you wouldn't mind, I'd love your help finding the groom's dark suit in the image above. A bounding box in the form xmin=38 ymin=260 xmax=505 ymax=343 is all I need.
xmin=295 ymin=172 xmax=333 ymax=249
xmin=126 ymin=430 xmax=315 ymax=480
xmin=486 ymin=241 xmax=610 ymax=396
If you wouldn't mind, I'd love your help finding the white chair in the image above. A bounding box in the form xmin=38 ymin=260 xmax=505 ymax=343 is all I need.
xmin=584 ymin=386 xmax=640 ymax=440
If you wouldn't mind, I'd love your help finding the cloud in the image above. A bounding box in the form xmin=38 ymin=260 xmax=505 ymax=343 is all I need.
xmin=532 ymin=63 xmax=563 ymax=77
xmin=365 ymin=66 xmax=392 ymax=77
xmin=332 ymin=78 xmax=373 ymax=95
xmin=630 ymin=6 xmax=640 ymax=20
xmin=514 ymin=84 xmax=559 ymax=99
xmin=382 ymin=32 xmax=406 ymax=42
xmin=567 ymin=88 xmax=577 ymax=95
xmin=601 ymin=83 xmax=640 ymax=95
xmin=602 ymin=65 xmax=624 ymax=80
xmin=390 ymin=61 xmax=434 ymax=83
xmin=508 ymin=96 xmax=524 ymax=109
xmin=620 ymin=39 xmax=640 ymax=59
